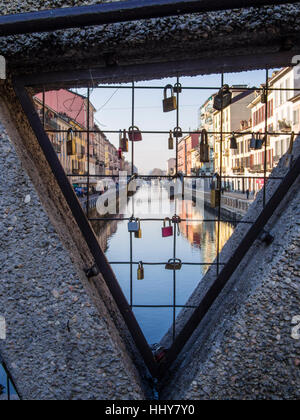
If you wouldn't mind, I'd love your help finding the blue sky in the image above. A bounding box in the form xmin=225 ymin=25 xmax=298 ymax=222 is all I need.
xmin=85 ymin=69 xmax=276 ymax=174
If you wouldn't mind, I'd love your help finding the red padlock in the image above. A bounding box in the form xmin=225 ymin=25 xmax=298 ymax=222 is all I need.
xmin=128 ymin=126 xmax=142 ymax=142
xmin=162 ymin=217 xmax=173 ymax=238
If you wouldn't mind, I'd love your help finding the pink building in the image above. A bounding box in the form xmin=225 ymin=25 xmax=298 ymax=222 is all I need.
xmin=35 ymin=89 xmax=95 ymax=129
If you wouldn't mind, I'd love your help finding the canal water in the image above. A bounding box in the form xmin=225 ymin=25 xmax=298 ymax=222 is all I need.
xmin=92 ymin=183 xmax=234 ymax=345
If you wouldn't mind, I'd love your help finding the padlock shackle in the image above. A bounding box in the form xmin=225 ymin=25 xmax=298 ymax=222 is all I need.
xmin=164 ymin=84 xmax=174 ymax=99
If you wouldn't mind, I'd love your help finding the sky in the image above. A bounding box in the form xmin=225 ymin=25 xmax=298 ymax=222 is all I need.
xmin=77 ymin=69 xmax=277 ymax=174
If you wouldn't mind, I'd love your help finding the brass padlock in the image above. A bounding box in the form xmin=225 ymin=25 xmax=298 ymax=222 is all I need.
xmin=163 ymin=85 xmax=177 ymax=113
xmin=250 ymin=132 xmax=257 ymax=150
xmin=165 ymin=258 xmax=182 ymax=271
xmin=168 ymin=130 xmax=174 ymax=150
xmin=261 ymin=88 xmax=267 ymax=104
xmin=211 ymin=174 xmax=221 ymax=208
xmin=230 ymin=132 xmax=238 ymax=150
xmin=134 ymin=218 xmax=142 ymax=239
xmin=119 ymin=129 xmax=129 ymax=152
xmin=67 ymin=128 xmax=76 ymax=156
xmin=137 ymin=262 xmax=144 ymax=280
xmin=200 ymin=129 xmax=210 ymax=162
xmin=173 ymin=127 xmax=183 ymax=138
xmin=174 ymin=82 xmax=182 ymax=94
xmin=211 ymin=189 xmax=221 ymax=208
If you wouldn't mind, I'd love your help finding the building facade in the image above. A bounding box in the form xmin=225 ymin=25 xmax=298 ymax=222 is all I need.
xmin=34 ymin=89 xmax=128 ymax=185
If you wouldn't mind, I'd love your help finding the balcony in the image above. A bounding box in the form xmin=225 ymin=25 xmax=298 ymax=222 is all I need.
xmin=45 ymin=116 xmax=60 ymax=130
xmin=232 ymin=167 xmax=245 ymax=174
xmin=278 ymin=120 xmax=292 ymax=133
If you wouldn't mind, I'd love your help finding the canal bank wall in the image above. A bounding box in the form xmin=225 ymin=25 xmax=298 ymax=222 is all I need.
xmin=160 ymin=140 xmax=300 ymax=400
xmin=0 ymin=89 xmax=148 ymax=400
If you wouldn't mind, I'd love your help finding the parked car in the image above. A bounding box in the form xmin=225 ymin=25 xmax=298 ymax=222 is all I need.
xmin=74 ymin=187 xmax=84 ymax=197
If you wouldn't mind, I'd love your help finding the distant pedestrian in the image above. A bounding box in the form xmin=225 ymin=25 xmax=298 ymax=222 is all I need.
xmin=246 ymin=189 xmax=250 ymax=200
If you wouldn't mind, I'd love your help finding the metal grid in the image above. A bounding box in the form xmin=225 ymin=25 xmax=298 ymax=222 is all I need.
xmin=40 ymin=71 xmax=298 ymax=348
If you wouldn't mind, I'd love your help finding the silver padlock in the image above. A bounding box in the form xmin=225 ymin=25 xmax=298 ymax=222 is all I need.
xmin=128 ymin=218 xmax=139 ymax=233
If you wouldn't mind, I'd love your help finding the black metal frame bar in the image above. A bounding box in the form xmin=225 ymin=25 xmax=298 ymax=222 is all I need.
xmin=0 ymin=0 xmax=298 ymax=37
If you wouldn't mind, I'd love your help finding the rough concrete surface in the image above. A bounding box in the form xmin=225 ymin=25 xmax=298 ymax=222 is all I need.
xmin=0 ymin=122 xmax=145 ymax=400
xmin=0 ymin=2 xmax=300 ymax=76
xmin=160 ymin=141 xmax=300 ymax=400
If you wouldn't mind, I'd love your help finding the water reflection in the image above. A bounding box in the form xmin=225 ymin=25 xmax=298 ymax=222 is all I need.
xmin=91 ymin=185 xmax=234 ymax=344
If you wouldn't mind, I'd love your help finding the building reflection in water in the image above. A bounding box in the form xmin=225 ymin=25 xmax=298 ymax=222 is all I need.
xmin=88 ymin=185 xmax=236 ymax=343
xmin=178 ymin=199 xmax=235 ymax=272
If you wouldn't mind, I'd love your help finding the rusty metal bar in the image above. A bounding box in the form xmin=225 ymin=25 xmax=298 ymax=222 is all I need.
xmin=15 ymin=50 xmax=298 ymax=88
xmin=0 ymin=0 xmax=297 ymax=37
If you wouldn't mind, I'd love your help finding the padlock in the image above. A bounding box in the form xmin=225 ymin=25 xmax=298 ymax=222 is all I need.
xmin=128 ymin=126 xmax=142 ymax=142
xmin=165 ymin=258 xmax=182 ymax=271
xmin=213 ymin=84 xmax=232 ymax=111
xmin=255 ymin=133 xmax=264 ymax=150
xmin=174 ymin=82 xmax=182 ymax=94
xmin=285 ymin=132 xmax=295 ymax=168
xmin=137 ymin=262 xmax=144 ymax=280
xmin=119 ymin=129 xmax=129 ymax=152
xmin=134 ymin=218 xmax=142 ymax=239
xmin=173 ymin=127 xmax=183 ymax=138
xmin=163 ymin=84 xmax=177 ymax=113
xmin=162 ymin=218 xmax=173 ymax=238
xmin=261 ymin=88 xmax=267 ymax=104
xmin=200 ymin=129 xmax=210 ymax=162
xmin=128 ymin=218 xmax=139 ymax=233
xmin=67 ymin=128 xmax=76 ymax=156
xmin=250 ymin=132 xmax=257 ymax=150
xmin=230 ymin=132 xmax=238 ymax=150
xmin=168 ymin=130 xmax=174 ymax=150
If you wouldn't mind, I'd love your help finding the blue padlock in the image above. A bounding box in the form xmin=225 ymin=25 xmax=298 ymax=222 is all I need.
xmin=128 ymin=218 xmax=139 ymax=233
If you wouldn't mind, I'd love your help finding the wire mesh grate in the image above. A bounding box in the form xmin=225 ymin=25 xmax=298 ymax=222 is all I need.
xmin=38 ymin=69 xmax=298 ymax=346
